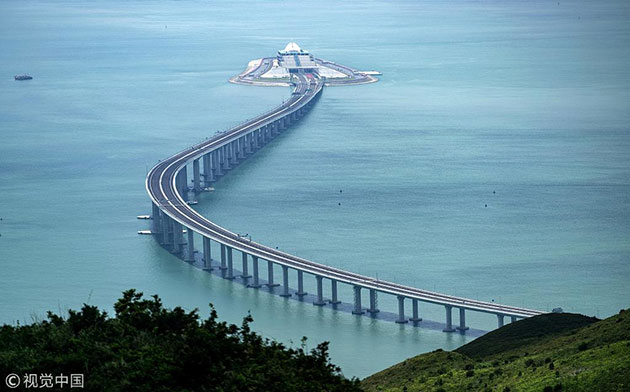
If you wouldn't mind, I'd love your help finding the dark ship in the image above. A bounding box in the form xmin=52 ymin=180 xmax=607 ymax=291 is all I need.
xmin=14 ymin=74 xmax=33 ymax=81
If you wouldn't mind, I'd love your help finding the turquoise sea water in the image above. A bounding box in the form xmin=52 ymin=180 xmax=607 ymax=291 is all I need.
xmin=1 ymin=0 xmax=629 ymax=378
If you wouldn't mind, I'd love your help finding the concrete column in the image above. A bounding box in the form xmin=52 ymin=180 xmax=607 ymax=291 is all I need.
xmin=457 ymin=308 xmax=469 ymax=331
xmin=410 ymin=299 xmax=422 ymax=322
xmin=220 ymin=244 xmax=227 ymax=276
xmin=443 ymin=305 xmax=456 ymax=332
xmin=152 ymin=203 xmax=161 ymax=234
xmin=177 ymin=170 xmax=188 ymax=202
xmin=202 ymin=153 xmax=209 ymax=183
xmin=203 ymin=153 xmax=213 ymax=185
xmin=241 ymin=252 xmax=250 ymax=278
xmin=511 ymin=316 xmax=518 ymax=323
xmin=266 ymin=260 xmax=278 ymax=287
xmin=261 ymin=127 xmax=267 ymax=144
xmin=396 ymin=296 xmax=408 ymax=323
xmin=222 ymin=145 xmax=231 ymax=170
xmin=284 ymin=116 xmax=291 ymax=127
xmin=329 ymin=280 xmax=341 ymax=304
xmin=238 ymin=137 xmax=246 ymax=158
xmin=497 ymin=314 xmax=505 ymax=328
xmin=230 ymin=141 xmax=238 ymax=164
xmin=368 ymin=289 xmax=379 ymax=313
xmin=213 ymin=150 xmax=222 ymax=176
xmin=280 ymin=265 xmax=290 ymax=297
xmin=202 ymin=237 xmax=212 ymax=270
xmin=226 ymin=247 xmax=234 ymax=279
xmin=352 ymin=285 xmax=364 ymax=315
xmin=249 ymin=256 xmax=261 ymax=288
xmin=161 ymin=213 xmax=171 ymax=248
xmin=193 ymin=159 xmax=201 ymax=191
xmin=186 ymin=227 xmax=195 ymax=262
xmin=173 ymin=221 xmax=185 ymax=254
xmin=314 ymin=276 xmax=326 ymax=306
xmin=296 ymin=270 xmax=307 ymax=297
xmin=244 ymin=133 xmax=252 ymax=154
xmin=254 ymin=130 xmax=260 ymax=149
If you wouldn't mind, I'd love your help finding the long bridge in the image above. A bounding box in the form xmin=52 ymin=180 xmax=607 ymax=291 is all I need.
xmin=145 ymin=47 xmax=544 ymax=333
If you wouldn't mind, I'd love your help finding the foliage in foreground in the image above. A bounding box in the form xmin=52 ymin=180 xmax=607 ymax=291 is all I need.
xmin=361 ymin=310 xmax=630 ymax=392
xmin=0 ymin=290 xmax=361 ymax=392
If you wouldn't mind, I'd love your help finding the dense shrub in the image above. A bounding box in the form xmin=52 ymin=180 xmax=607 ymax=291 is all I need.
xmin=0 ymin=290 xmax=360 ymax=392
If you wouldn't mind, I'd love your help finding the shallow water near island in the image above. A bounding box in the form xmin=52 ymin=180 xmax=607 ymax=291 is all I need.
xmin=1 ymin=0 xmax=629 ymax=378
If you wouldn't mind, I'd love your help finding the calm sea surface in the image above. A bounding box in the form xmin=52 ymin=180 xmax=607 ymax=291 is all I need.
xmin=1 ymin=0 xmax=629 ymax=378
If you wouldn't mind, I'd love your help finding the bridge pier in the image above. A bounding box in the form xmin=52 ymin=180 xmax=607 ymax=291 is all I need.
xmin=314 ymin=276 xmax=326 ymax=306
xmin=173 ymin=221 xmax=184 ymax=254
xmin=186 ymin=227 xmax=195 ymax=262
xmin=176 ymin=170 xmax=188 ymax=202
xmin=203 ymin=153 xmax=213 ymax=185
xmin=410 ymin=299 xmax=422 ymax=322
xmin=443 ymin=305 xmax=456 ymax=332
xmin=396 ymin=296 xmax=408 ymax=323
xmin=220 ymin=244 xmax=227 ymax=276
xmin=213 ymin=150 xmax=222 ymax=177
xmin=226 ymin=247 xmax=234 ymax=279
xmin=222 ymin=145 xmax=231 ymax=171
xmin=296 ymin=270 xmax=307 ymax=297
xmin=367 ymin=289 xmax=379 ymax=314
xmin=238 ymin=137 xmax=246 ymax=159
xmin=352 ymin=285 xmax=364 ymax=315
xmin=497 ymin=314 xmax=505 ymax=328
xmin=241 ymin=252 xmax=250 ymax=278
xmin=245 ymin=134 xmax=252 ymax=154
xmin=230 ymin=141 xmax=238 ymax=165
xmin=160 ymin=213 xmax=171 ymax=248
xmin=253 ymin=130 xmax=260 ymax=149
xmin=152 ymin=203 xmax=161 ymax=233
xmin=280 ymin=265 xmax=291 ymax=297
xmin=511 ymin=316 xmax=518 ymax=323
xmin=329 ymin=280 xmax=341 ymax=304
xmin=457 ymin=308 xmax=469 ymax=331
xmin=248 ymin=256 xmax=261 ymax=288
xmin=193 ymin=159 xmax=201 ymax=192
xmin=266 ymin=260 xmax=278 ymax=287
xmin=202 ymin=237 xmax=212 ymax=270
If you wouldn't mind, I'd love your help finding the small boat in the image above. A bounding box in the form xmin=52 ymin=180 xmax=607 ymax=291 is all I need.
xmin=14 ymin=74 xmax=33 ymax=81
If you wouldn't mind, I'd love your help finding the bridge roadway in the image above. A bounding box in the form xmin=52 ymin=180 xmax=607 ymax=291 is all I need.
xmin=146 ymin=72 xmax=544 ymax=332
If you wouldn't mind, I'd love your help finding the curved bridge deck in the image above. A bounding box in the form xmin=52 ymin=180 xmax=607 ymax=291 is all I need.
xmin=146 ymin=71 xmax=544 ymax=333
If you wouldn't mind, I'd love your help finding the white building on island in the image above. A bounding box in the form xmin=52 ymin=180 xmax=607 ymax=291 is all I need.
xmin=276 ymin=42 xmax=318 ymax=72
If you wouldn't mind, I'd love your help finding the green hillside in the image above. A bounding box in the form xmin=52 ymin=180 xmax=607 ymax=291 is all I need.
xmin=362 ymin=310 xmax=630 ymax=392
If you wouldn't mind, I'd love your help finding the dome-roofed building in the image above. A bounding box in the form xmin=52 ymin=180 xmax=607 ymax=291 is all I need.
xmin=277 ymin=42 xmax=317 ymax=72
xmin=278 ymin=42 xmax=308 ymax=55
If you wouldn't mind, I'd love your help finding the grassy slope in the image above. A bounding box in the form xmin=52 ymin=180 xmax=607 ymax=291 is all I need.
xmin=361 ymin=310 xmax=630 ymax=392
